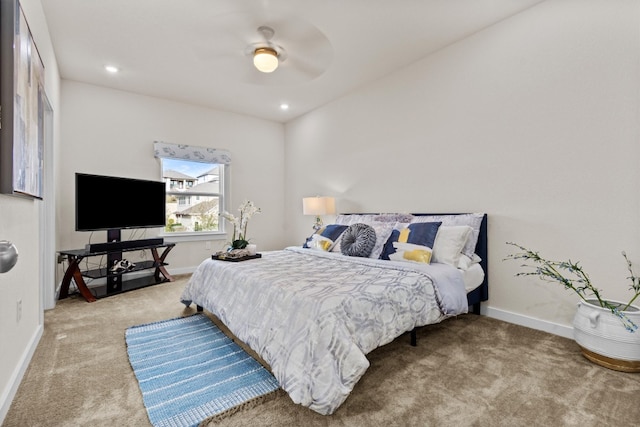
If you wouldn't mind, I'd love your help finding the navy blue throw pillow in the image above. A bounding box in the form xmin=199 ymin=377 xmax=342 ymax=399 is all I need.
xmin=379 ymin=222 xmax=442 ymax=260
xmin=303 ymin=224 xmax=348 ymax=248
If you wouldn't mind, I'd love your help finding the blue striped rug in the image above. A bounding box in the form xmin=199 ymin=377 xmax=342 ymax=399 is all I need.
xmin=125 ymin=313 xmax=280 ymax=427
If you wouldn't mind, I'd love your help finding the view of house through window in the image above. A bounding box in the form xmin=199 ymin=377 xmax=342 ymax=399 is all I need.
xmin=161 ymin=158 xmax=224 ymax=234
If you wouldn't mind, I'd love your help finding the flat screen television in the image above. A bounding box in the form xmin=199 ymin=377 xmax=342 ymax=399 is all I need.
xmin=75 ymin=173 xmax=166 ymax=232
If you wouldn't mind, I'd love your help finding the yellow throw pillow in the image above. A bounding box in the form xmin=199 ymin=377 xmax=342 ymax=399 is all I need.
xmin=388 ymin=242 xmax=433 ymax=264
xmin=307 ymin=234 xmax=334 ymax=251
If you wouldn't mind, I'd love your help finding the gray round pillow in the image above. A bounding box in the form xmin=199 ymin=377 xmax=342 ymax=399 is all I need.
xmin=340 ymin=223 xmax=376 ymax=257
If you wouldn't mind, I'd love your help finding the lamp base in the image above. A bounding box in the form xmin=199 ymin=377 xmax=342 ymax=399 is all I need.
xmin=313 ymin=216 xmax=323 ymax=231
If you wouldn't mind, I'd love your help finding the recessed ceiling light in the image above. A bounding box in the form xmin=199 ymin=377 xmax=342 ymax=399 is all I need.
xmin=105 ymin=65 xmax=119 ymax=73
xmin=280 ymin=103 xmax=289 ymax=111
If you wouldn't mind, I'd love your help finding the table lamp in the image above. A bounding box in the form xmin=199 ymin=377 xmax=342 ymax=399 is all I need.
xmin=302 ymin=196 xmax=336 ymax=231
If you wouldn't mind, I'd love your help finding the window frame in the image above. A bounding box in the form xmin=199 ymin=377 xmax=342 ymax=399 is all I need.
xmin=159 ymin=158 xmax=230 ymax=243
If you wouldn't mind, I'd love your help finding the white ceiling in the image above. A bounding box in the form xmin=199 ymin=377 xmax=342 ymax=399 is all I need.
xmin=41 ymin=0 xmax=543 ymax=123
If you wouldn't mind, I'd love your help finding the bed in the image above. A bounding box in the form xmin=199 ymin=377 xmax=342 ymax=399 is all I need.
xmin=180 ymin=213 xmax=488 ymax=415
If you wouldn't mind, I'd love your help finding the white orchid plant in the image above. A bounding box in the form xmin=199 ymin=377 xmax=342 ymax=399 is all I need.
xmin=221 ymin=200 xmax=261 ymax=249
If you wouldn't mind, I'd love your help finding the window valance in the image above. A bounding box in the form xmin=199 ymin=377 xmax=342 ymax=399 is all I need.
xmin=153 ymin=141 xmax=231 ymax=165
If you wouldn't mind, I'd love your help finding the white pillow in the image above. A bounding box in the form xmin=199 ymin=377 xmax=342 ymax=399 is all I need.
xmin=389 ymin=242 xmax=434 ymax=264
xmin=410 ymin=213 xmax=484 ymax=257
xmin=432 ymin=225 xmax=473 ymax=267
xmin=330 ymin=235 xmax=343 ymax=252
xmin=366 ymin=221 xmax=397 ymax=259
xmin=307 ymin=234 xmax=335 ymax=251
xmin=334 ymin=214 xmax=379 ymax=225
xmin=457 ymin=253 xmax=482 ymax=270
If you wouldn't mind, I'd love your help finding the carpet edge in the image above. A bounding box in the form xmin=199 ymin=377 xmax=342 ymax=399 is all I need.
xmin=199 ymin=388 xmax=286 ymax=426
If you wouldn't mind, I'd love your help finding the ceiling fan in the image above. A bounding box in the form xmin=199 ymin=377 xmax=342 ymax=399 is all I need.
xmin=194 ymin=12 xmax=333 ymax=85
xmin=245 ymin=26 xmax=288 ymax=73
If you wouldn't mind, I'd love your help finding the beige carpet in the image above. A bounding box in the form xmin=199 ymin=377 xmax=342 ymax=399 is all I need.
xmin=4 ymin=276 xmax=640 ymax=427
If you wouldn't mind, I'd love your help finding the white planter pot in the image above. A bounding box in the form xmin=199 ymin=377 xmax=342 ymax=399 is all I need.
xmin=573 ymin=299 xmax=640 ymax=372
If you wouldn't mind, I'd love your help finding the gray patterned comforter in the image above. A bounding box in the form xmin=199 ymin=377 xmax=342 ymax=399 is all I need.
xmin=180 ymin=247 xmax=468 ymax=415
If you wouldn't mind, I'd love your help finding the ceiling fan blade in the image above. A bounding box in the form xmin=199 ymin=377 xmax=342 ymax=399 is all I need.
xmin=282 ymin=55 xmax=328 ymax=80
xmin=189 ymin=10 xmax=333 ymax=85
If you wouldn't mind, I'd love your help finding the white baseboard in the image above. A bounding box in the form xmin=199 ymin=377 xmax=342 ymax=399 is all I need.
xmin=483 ymin=306 xmax=574 ymax=340
xmin=0 ymin=324 xmax=43 ymax=425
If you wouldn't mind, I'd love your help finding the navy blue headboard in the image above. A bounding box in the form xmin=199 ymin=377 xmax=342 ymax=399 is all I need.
xmin=411 ymin=213 xmax=488 ymax=312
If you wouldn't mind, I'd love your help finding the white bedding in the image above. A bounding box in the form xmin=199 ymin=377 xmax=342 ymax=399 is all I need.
xmin=180 ymin=246 xmax=469 ymax=415
xmin=462 ymin=263 xmax=485 ymax=293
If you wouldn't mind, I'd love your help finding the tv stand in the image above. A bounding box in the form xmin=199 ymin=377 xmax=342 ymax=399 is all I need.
xmin=58 ymin=240 xmax=175 ymax=302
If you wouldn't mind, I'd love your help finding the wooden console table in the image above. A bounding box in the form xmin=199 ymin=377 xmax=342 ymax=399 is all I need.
xmin=59 ymin=242 xmax=175 ymax=302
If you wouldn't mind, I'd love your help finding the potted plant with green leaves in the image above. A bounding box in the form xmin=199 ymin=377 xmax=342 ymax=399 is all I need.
xmin=505 ymin=242 xmax=640 ymax=372
xmin=220 ymin=200 xmax=261 ymax=253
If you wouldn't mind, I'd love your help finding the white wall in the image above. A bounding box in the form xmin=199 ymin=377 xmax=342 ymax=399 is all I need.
xmin=0 ymin=0 xmax=61 ymax=421
xmin=285 ymin=0 xmax=640 ymax=334
xmin=58 ymin=81 xmax=287 ymax=277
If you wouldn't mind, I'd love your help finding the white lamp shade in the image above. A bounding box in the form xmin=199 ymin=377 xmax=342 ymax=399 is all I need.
xmin=302 ymin=196 xmax=336 ymax=216
xmin=253 ymin=48 xmax=279 ymax=73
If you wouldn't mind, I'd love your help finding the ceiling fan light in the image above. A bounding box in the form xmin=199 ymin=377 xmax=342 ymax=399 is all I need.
xmin=253 ymin=47 xmax=279 ymax=73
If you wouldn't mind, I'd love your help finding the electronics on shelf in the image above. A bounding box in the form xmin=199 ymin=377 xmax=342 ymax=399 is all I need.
xmin=85 ymin=238 xmax=164 ymax=253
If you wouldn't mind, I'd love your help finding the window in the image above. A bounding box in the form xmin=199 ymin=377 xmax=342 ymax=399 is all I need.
xmin=154 ymin=141 xmax=231 ymax=238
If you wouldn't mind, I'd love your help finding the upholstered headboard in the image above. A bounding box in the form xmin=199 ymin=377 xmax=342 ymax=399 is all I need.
xmin=414 ymin=213 xmax=488 ymax=312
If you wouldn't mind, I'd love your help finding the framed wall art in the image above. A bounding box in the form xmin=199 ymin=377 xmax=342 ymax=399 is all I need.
xmin=0 ymin=0 xmax=46 ymax=199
